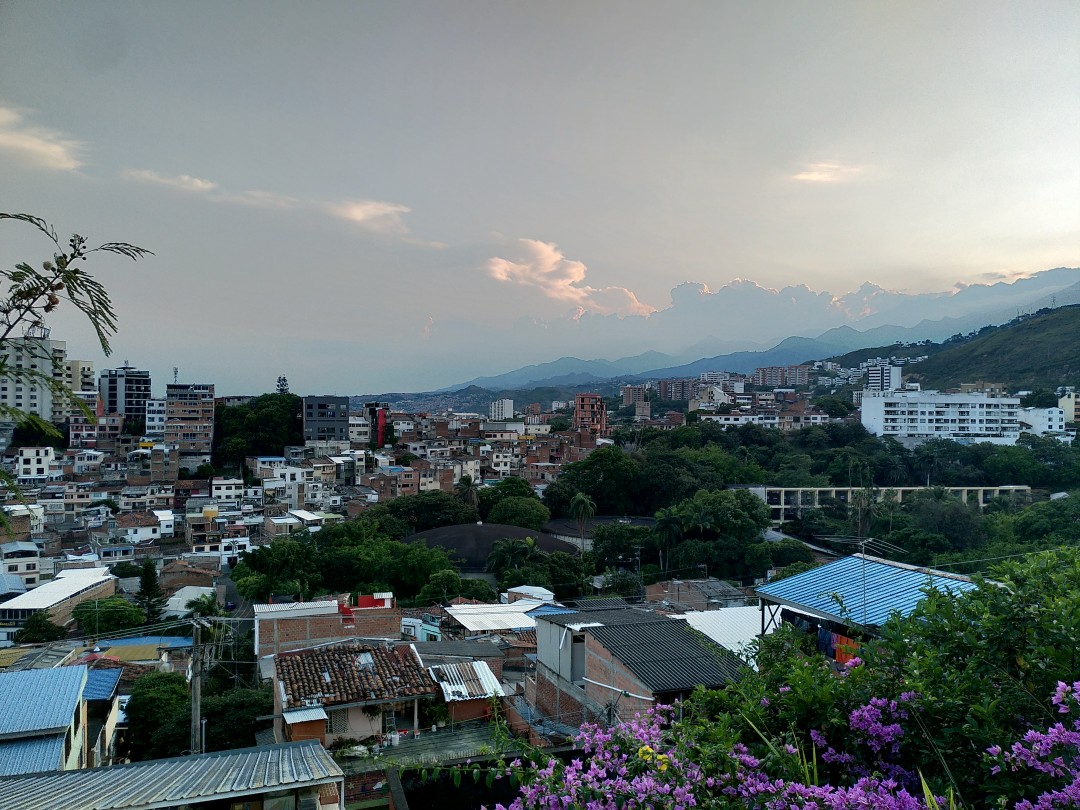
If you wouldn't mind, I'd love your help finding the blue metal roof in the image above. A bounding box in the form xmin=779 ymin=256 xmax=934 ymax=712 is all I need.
xmin=99 ymin=636 xmax=192 ymax=649
xmin=756 ymin=555 xmax=977 ymax=628
xmin=526 ymin=604 xmax=577 ymax=618
xmin=82 ymin=668 xmax=122 ymax=702
xmin=0 ymin=666 xmax=86 ymax=737
xmin=0 ymin=734 xmax=64 ymax=777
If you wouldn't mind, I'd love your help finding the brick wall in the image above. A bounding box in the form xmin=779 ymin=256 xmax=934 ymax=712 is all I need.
xmin=256 ymin=606 xmax=402 ymax=658
xmin=531 ymin=666 xmax=586 ymax=728
xmin=52 ymin=578 xmax=116 ymax=627
xmin=583 ymin=638 xmax=655 ymax=722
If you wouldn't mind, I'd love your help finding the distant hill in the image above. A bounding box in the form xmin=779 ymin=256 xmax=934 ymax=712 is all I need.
xmin=905 ymin=306 xmax=1080 ymax=391
xmin=445 ymin=351 xmax=676 ymax=391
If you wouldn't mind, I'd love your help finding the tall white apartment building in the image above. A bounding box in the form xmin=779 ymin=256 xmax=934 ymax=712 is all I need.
xmin=861 ymin=390 xmax=1020 ymax=446
xmin=0 ymin=331 xmax=94 ymax=424
xmin=144 ymin=397 xmax=167 ymax=439
xmin=489 ymin=398 xmax=514 ymax=420
xmin=866 ymin=364 xmax=902 ymax=392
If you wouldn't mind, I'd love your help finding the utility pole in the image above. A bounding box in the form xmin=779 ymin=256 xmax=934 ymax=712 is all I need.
xmin=190 ymin=622 xmax=203 ymax=754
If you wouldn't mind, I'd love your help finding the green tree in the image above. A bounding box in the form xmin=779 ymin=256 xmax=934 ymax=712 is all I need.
xmin=109 ymin=560 xmax=143 ymax=579
xmin=185 ymin=593 xmax=224 ymax=618
xmin=548 ymin=416 xmax=570 ymax=432
xmin=454 ymin=473 xmax=480 ymax=509
xmin=276 ymin=375 xmax=290 ymax=394
xmin=568 ymin=492 xmax=597 ymax=552
xmin=201 ymin=688 xmax=274 ymax=752
xmin=546 ymin=550 xmax=586 ymax=599
xmin=232 ymin=537 xmax=319 ymax=601
xmin=13 ymin=610 xmax=67 ymax=643
xmin=134 ymin=559 xmax=166 ymax=625
xmin=486 ymin=537 xmax=544 ymax=581
xmin=476 ymin=476 xmax=536 ymax=521
xmin=122 ymin=671 xmax=189 ymax=761
xmin=384 ymin=490 xmax=480 ymax=533
xmin=212 ymin=392 xmax=303 ymax=469
xmin=72 ymin=596 xmax=144 ymax=636
xmin=487 ymin=496 xmax=551 ymax=531
xmin=653 ymin=506 xmax=683 ymax=573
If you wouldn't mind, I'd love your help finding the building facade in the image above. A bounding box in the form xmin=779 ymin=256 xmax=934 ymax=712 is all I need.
xmin=164 ymin=383 xmax=215 ymax=461
xmin=98 ymin=365 xmax=152 ymax=421
xmin=861 ymin=390 xmax=1021 ymax=446
xmin=302 ymin=396 xmax=349 ymax=443
xmin=573 ymin=394 xmax=607 ymax=435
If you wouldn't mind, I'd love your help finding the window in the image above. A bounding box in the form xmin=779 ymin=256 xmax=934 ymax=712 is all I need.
xmin=326 ymin=709 xmax=348 ymax=734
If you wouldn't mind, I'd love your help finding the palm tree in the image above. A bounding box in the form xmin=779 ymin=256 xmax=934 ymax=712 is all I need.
xmin=485 ymin=537 xmax=542 ymax=577
xmin=185 ymin=593 xmax=224 ymax=619
xmin=653 ymin=507 xmax=682 ymax=573
xmin=455 ymin=474 xmax=480 ymax=509
xmin=568 ymin=492 xmax=596 ymax=553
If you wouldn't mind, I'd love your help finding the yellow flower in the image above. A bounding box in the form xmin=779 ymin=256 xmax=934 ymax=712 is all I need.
xmin=637 ymin=745 xmax=654 ymax=762
xmin=656 ymin=754 xmax=669 ymax=772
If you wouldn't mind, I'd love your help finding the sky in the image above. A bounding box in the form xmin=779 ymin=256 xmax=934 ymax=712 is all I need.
xmin=1 ymin=2 xmax=1078 ymax=395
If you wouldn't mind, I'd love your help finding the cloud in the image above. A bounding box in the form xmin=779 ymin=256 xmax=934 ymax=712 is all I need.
xmin=0 ymin=105 xmax=84 ymax=170
xmin=123 ymin=169 xmax=217 ymax=192
xmin=218 ymin=189 xmax=299 ymax=209
xmin=328 ymin=199 xmax=412 ymax=234
xmin=791 ymin=162 xmax=865 ymax=183
xmin=486 ymin=239 xmax=656 ymax=316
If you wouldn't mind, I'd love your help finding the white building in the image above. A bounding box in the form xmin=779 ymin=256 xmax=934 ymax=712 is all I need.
xmin=144 ymin=397 xmax=167 ymax=439
xmin=1018 ymin=407 xmax=1070 ymax=439
xmin=866 ymin=364 xmax=902 ymax=392
xmin=489 ymin=398 xmax=514 ymax=421
xmin=861 ymin=390 xmax=1020 ymax=446
xmin=0 ymin=332 xmax=95 ymax=424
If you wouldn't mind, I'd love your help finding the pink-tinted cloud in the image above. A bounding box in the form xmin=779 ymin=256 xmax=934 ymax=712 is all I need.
xmin=0 ymin=105 xmax=84 ymax=170
xmin=486 ymin=239 xmax=655 ymax=316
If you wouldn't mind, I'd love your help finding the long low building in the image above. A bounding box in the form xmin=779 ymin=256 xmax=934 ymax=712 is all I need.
xmin=0 ymin=569 xmax=115 ymax=646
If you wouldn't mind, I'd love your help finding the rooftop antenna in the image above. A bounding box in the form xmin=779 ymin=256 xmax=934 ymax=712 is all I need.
xmin=821 ymin=536 xmax=907 ymax=626
xmin=173 ymin=367 xmax=179 ymax=384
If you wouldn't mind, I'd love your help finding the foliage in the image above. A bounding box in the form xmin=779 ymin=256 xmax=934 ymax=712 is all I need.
xmin=544 ymin=447 xmax=639 ymax=516
xmin=134 ymin=559 xmax=166 ymax=624
xmin=548 ymin=416 xmax=570 ymax=431
xmin=415 ymin=569 xmax=497 ymax=605
xmin=488 ymin=496 xmax=551 ymax=531
xmin=72 ymin=596 xmax=144 ymax=636
xmin=122 ymin=671 xmax=189 ymax=761
xmin=477 ymin=477 xmax=537 ymax=521
xmin=109 ymin=560 xmax=143 ymax=578
xmin=276 ymin=375 xmax=290 ymax=394
xmin=13 ymin=610 xmax=66 ymax=642
xmin=212 ymin=392 xmax=303 ymax=469
xmin=383 ymin=490 xmax=480 ymax=533
xmin=184 ymin=593 xmax=224 ymax=618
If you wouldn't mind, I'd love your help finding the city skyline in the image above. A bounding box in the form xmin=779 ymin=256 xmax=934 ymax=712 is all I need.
xmin=2 ymin=2 xmax=1078 ymax=394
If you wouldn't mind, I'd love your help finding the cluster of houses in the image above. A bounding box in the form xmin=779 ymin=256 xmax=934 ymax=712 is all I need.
xmin=0 ymin=548 xmax=984 ymax=810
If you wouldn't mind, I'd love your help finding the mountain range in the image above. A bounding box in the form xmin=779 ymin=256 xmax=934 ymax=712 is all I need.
xmin=440 ymin=268 xmax=1080 ymax=391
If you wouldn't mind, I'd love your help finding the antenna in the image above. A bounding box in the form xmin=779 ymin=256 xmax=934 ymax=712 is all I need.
xmin=821 ymin=536 xmax=907 ymax=626
xmin=173 ymin=367 xmax=179 ymax=384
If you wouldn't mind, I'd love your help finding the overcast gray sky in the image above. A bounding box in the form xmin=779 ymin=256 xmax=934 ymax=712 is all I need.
xmin=2 ymin=1 xmax=1078 ymax=394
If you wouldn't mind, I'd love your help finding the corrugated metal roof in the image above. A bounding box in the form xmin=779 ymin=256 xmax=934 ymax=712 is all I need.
xmin=282 ymin=707 xmax=328 ymax=724
xmin=428 ymin=661 xmax=505 ymax=702
xmin=0 ymin=570 xmax=112 ymax=611
xmin=82 ymin=668 xmax=122 ymax=702
xmin=0 ymin=666 xmax=86 ymax=738
xmin=253 ymin=601 xmax=339 ymax=616
xmin=526 ymin=604 xmax=576 ymax=618
xmin=0 ymin=734 xmax=64 ymax=777
xmin=100 ymin=637 xmax=192 ymax=649
xmin=0 ymin=740 xmax=343 ymax=810
xmin=446 ymin=602 xmax=541 ymax=632
xmin=538 ymin=607 xmax=669 ymax=628
xmin=681 ymin=607 xmax=774 ymax=664
xmin=756 ymin=554 xmax=977 ymax=627
xmin=586 ymin=622 xmax=745 ymax=694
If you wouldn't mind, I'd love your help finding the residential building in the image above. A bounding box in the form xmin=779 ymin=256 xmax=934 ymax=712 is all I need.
xmin=0 ymin=568 xmax=115 ymax=645
xmin=273 ymin=643 xmax=437 ymax=746
xmin=1018 ymin=407 xmax=1069 ymax=438
xmin=620 ymin=385 xmax=647 ymax=406
xmin=348 ymin=413 xmax=371 ymax=445
xmin=753 ymin=365 xmax=810 ymax=387
xmin=253 ymin=594 xmax=400 ymax=660
xmin=0 ymin=665 xmax=89 ymax=776
xmin=573 ymin=393 xmax=607 ymax=436
xmin=98 ymin=365 xmax=152 ymax=422
xmin=1059 ymin=388 xmax=1079 ymax=424
xmin=865 ymin=364 xmax=902 ymax=392
xmin=0 ymin=330 xmax=92 ymax=424
xmin=489 ymin=398 xmax=514 ymax=420
xmin=163 ymin=383 xmax=215 ymax=462
xmin=303 ymin=396 xmax=349 ymax=443
xmin=658 ymin=379 xmax=698 ymax=401
xmin=143 ymin=397 xmax=166 ymax=439
xmin=861 ymin=390 xmax=1021 ymax=447
xmin=1 ymin=542 xmax=41 ymax=588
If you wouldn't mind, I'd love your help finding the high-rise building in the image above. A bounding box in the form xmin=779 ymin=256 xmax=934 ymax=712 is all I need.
xmin=621 ymin=385 xmax=647 ymax=406
xmin=866 ymin=365 xmax=902 ymax=392
xmin=99 ymin=365 xmax=152 ymax=421
xmin=573 ymin=393 xmax=607 ymax=435
xmin=489 ymin=398 xmax=514 ymax=420
xmin=144 ymin=397 xmax=167 ymax=439
xmin=861 ymin=390 xmax=1020 ymax=446
xmin=0 ymin=329 xmax=93 ymax=424
xmin=303 ymin=396 xmax=350 ymax=442
xmin=164 ymin=383 xmax=215 ymax=460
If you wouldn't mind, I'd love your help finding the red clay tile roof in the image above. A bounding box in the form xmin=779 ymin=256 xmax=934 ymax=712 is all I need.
xmin=276 ymin=643 xmax=437 ymax=709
